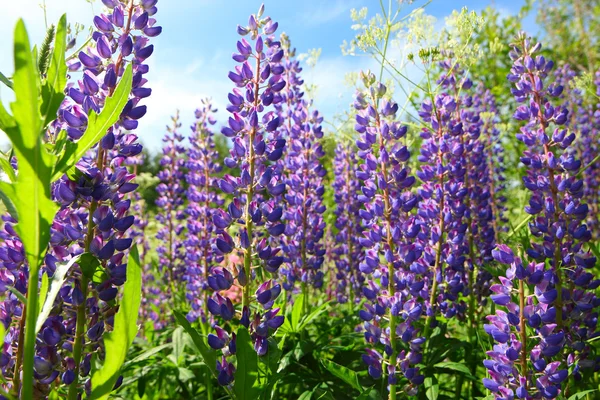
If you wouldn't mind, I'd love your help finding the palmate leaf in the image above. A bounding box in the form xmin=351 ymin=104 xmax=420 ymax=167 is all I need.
xmin=89 ymin=245 xmax=142 ymax=400
xmin=51 ymin=63 xmax=132 ymax=181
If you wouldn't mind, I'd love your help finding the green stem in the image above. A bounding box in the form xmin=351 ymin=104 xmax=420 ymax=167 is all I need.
xmin=519 ymin=279 xmax=528 ymax=392
xmin=242 ymin=53 xmax=261 ymax=309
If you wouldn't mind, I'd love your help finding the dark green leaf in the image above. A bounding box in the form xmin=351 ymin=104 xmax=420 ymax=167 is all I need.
xmin=321 ymin=359 xmax=362 ymax=391
xmin=356 ymin=388 xmax=382 ymax=400
xmin=78 ymin=252 xmax=100 ymax=280
xmin=567 ymin=390 xmax=597 ymax=400
xmin=173 ymin=310 xmax=218 ymax=380
xmin=234 ymin=326 xmax=260 ymax=400
xmin=89 ymin=245 xmax=142 ymax=400
xmin=433 ymin=361 xmax=471 ymax=375
xmin=52 ymin=63 xmax=132 ymax=181
xmin=299 ymin=301 xmax=331 ymax=331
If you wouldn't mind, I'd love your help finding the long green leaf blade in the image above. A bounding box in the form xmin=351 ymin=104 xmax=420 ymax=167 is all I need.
xmin=89 ymin=245 xmax=142 ymax=400
xmin=173 ymin=310 xmax=218 ymax=378
xmin=234 ymin=326 xmax=259 ymax=400
xmin=52 ymin=63 xmax=132 ymax=181
xmin=321 ymin=360 xmax=362 ymax=391
xmin=7 ymin=20 xmax=58 ymax=400
xmin=36 ymin=255 xmax=81 ymax=334
xmin=0 ymin=71 xmax=13 ymax=90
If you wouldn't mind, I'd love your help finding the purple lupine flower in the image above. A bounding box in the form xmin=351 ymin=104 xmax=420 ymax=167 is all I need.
xmin=184 ymin=100 xmax=224 ymax=324
xmin=0 ymin=1 xmax=161 ymax=395
xmin=0 ymin=1 xmax=161 ymax=396
xmin=331 ymin=143 xmax=365 ymax=304
xmin=354 ymin=71 xmax=425 ymax=395
xmin=276 ymin=34 xmax=327 ymax=298
xmin=485 ymin=245 xmax=571 ymax=399
xmin=416 ymin=62 xmax=470 ymax=327
xmin=156 ymin=112 xmax=187 ymax=312
xmin=209 ymin=5 xmax=286 ymax=386
xmin=572 ymin=68 xmax=600 ymax=239
xmin=471 ymin=85 xmax=507 ymax=305
xmin=50 ymin=1 xmax=159 ymax=395
xmin=483 ymin=33 xmax=599 ymax=398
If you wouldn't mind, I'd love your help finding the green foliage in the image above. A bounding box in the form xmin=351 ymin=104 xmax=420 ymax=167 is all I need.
xmin=0 ymin=18 xmax=63 ymax=398
xmin=50 ymin=63 xmax=133 ymax=181
xmin=35 ymin=255 xmax=82 ymax=334
xmin=173 ymin=310 xmax=218 ymax=379
xmin=234 ymin=327 xmax=260 ymax=399
xmin=89 ymin=245 xmax=143 ymax=399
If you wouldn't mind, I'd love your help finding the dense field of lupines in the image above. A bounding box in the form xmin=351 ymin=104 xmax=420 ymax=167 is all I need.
xmin=2 ymin=0 xmax=600 ymax=399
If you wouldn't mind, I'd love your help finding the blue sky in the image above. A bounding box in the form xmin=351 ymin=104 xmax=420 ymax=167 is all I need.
xmin=0 ymin=0 xmax=538 ymax=153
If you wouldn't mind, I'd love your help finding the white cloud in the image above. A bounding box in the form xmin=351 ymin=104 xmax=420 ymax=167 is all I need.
xmin=138 ymin=57 xmax=233 ymax=152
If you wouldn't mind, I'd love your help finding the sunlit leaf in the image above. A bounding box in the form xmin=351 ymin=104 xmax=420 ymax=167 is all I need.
xmin=89 ymin=245 xmax=142 ymax=400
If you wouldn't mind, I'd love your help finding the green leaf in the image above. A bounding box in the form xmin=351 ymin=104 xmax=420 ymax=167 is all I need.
xmin=433 ymin=361 xmax=471 ymax=375
xmin=6 ymin=286 xmax=26 ymax=304
xmin=89 ymin=245 xmax=142 ymax=400
xmin=234 ymin=326 xmax=259 ymax=400
xmin=0 ymin=71 xmax=12 ymax=90
xmin=79 ymin=252 xmax=101 ymax=280
xmin=0 ymin=100 xmax=16 ymax=132
xmin=40 ymin=14 xmax=67 ymax=127
xmin=0 ymin=156 xmax=16 ymax=183
xmin=36 ymin=255 xmax=81 ymax=334
xmin=52 ymin=63 xmax=132 ymax=181
xmin=356 ymin=388 xmax=382 ymax=400
xmin=0 ymin=187 xmax=18 ymax=221
xmin=122 ymin=343 xmax=172 ymax=369
xmin=298 ymin=390 xmax=314 ymax=400
xmin=5 ymin=18 xmax=57 ymax=275
xmin=172 ymin=326 xmax=185 ymax=366
xmin=173 ymin=310 xmax=218 ymax=379
xmin=321 ymin=359 xmax=362 ymax=392
xmin=177 ymin=367 xmax=195 ymax=382
xmin=291 ymin=295 xmax=304 ymax=331
xmin=298 ymin=301 xmax=330 ymax=331
xmin=424 ymin=376 xmax=439 ymax=400
xmin=37 ymin=273 xmax=48 ymax=316
xmin=567 ymin=390 xmax=597 ymax=400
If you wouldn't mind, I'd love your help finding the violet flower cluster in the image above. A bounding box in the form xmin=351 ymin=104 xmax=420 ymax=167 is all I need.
xmin=0 ymin=0 xmax=160 ymax=396
xmin=472 ymin=85 xmax=507 ymax=304
xmin=276 ymin=36 xmax=327 ymax=294
xmin=354 ymin=72 xmax=425 ymax=395
xmin=483 ymin=33 xmax=599 ymax=399
xmin=207 ymin=5 xmax=286 ymax=386
xmin=184 ymin=100 xmax=224 ymax=324
xmin=156 ymin=112 xmax=187 ymax=311
xmin=331 ymin=143 xmax=365 ymax=304
xmin=416 ymin=64 xmax=470 ymax=324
